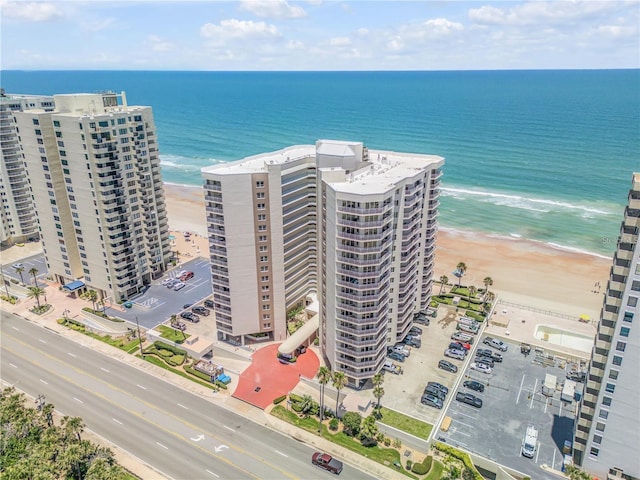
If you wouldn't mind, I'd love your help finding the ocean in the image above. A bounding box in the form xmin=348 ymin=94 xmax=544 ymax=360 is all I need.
xmin=3 ymin=70 xmax=639 ymax=257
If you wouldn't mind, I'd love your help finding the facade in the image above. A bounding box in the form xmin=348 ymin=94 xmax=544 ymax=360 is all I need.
xmin=573 ymin=173 xmax=640 ymax=480
xmin=14 ymin=91 xmax=171 ymax=301
xmin=0 ymin=90 xmax=55 ymax=245
xmin=202 ymin=140 xmax=443 ymax=386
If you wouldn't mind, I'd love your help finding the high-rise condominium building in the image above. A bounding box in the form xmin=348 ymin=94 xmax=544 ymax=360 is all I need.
xmin=0 ymin=90 xmax=55 ymax=245
xmin=573 ymin=173 xmax=639 ymax=480
xmin=14 ymin=91 xmax=171 ymax=301
xmin=202 ymin=140 xmax=443 ymax=386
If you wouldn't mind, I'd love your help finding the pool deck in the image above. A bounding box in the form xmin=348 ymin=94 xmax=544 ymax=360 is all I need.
xmin=486 ymin=300 xmax=597 ymax=360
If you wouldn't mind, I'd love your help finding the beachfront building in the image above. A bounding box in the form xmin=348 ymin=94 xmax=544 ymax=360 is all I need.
xmin=14 ymin=91 xmax=171 ymax=301
xmin=573 ymin=172 xmax=640 ymax=480
xmin=202 ymin=140 xmax=443 ymax=386
xmin=0 ymin=90 xmax=55 ymax=246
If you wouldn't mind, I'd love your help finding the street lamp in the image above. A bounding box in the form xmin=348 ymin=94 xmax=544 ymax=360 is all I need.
xmin=63 ymin=309 xmax=70 ymax=320
xmin=135 ymin=316 xmax=144 ymax=358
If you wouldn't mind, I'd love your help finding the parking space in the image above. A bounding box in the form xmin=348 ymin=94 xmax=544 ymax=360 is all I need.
xmin=438 ymin=335 xmax=576 ymax=480
xmin=104 ymin=257 xmax=213 ymax=330
xmin=1 ymin=253 xmax=48 ymax=286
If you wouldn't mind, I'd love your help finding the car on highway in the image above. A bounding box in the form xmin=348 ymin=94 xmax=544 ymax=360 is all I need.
xmin=463 ymin=380 xmax=485 ymax=392
xmin=484 ymin=337 xmax=508 ymax=351
xmin=311 ymin=452 xmax=343 ymax=475
xmin=438 ymin=359 xmax=458 ymax=373
xmin=455 ymin=391 xmax=483 ymax=408
xmin=173 ymin=282 xmax=186 ymax=291
xmin=192 ymin=306 xmax=210 ymax=316
xmin=427 ymin=381 xmax=449 ymax=396
xmin=421 ymin=394 xmax=443 ymax=409
xmin=387 ymin=351 xmax=406 ymax=363
xmin=444 ymin=348 xmax=466 ymax=360
xmin=470 ymin=362 xmax=492 ymax=374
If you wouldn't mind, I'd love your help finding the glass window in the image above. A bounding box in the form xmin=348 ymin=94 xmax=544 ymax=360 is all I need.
xmin=620 ymin=326 xmax=630 ymax=337
xmin=623 ymin=311 xmax=633 ymax=322
xmin=605 ymin=383 xmax=615 ymax=394
xmin=613 ymin=355 xmax=623 ymax=366
xmin=595 ymin=421 xmax=606 ymax=432
xmin=628 ymin=296 xmax=638 ymax=307
xmin=609 ymin=370 xmax=619 ymax=380
xmin=616 ymin=341 xmax=626 ymax=352
xmin=589 ymin=447 xmax=599 ymax=457
xmin=593 ymin=435 xmax=602 ymax=445
xmin=602 ymin=396 xmax=612 ymax=406
xmin=632 ymin=280 xmax=640 ymax=291
xmin=599 ymin=409 xmax=609 ymax=419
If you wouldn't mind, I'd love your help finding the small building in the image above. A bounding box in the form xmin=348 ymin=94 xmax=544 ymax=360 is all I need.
xmin=542 ymin=373 xmax=557 ymax=396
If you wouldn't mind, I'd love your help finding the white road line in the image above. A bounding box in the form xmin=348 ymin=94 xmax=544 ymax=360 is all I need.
xmin=453 ymin=420 xmax=474 ymax=429
xmin=73 ymin=397 xmax=83 ymax=404
xmin=112 ymin=418 xmax=123 ymax=425
xmin=68 ymin=352 xmax=76 ymax=358
xmin=177 ymin=403 xmax=188 ymax=410
xmin=516 ymin=374 xmax=525 ymax=404
xmin=38 ymin=339 xmax=47 ymax=344
xmin=205 ymin=470 xmax=219 ymax=478
xmin=100 ymin=367 xmax=110 ymax=373
xmin=156 ymin=442 xmax=168 ymax=450
xmin=39 ymin=379 xmax=48 ymax=384
xmin=274 ymin=450 xmax=288 ymax=458
xmin=9 ymin=363 xmax=17 ymax=368
xmin=12 ymin=326 xmax=19 ymax=331
xmin=454 ymin=430 xmax=471 ymax=437
xmin=530 ymin=379 xmax=538 ymax=409
xmin=552 ymin=447 xmax=557 ymax=469
xmin=535 ymin=442 xmax=541 ymax=463
xmin=137 ymin=384 xmax=147 ymax=390
xmin=223 ymin=425 xmax=235 ymax=432
xmin=454 ymin=410 xmax=476 ymax=420
xmin=559 ymin=399 xmax=563 ymax=416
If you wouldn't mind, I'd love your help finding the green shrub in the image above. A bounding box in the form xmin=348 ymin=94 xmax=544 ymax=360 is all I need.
xmin=423 ymin=455 xmax=433 ymax=472
xmin=153 ymin=341 xmax=186 ymax=356
xmin=184 ymin=364 xmax=213 ymax=382
xmin=289 ymin=393 xmax=304 ymax=403
xmin=412 ymin=462 xmax=428 ymax=474
xmin=171 ymin=354 xmax=185 ymax=365
xmin=291 ymin=403 xmax=303 ymax=413
xmin=433 ymin=443 xmax=482 ymax=480
xmin=158 ymin=349 xmax=173 ymax=358
xmin=1 ymin=294 xmax=18 ymax=304
xmin=329 ymin=418 xmax=339 ymax=431
xmin=214 ymin=380 xmax=228 ymax=390
xmin=273 ymin=395 xmax=287 ymax=405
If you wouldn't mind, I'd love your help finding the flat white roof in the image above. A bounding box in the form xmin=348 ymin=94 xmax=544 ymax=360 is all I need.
xmin=202 ymin=145 xmax=315 ymax=175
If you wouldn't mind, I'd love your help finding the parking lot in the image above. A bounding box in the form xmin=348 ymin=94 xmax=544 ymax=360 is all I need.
xmin=439 ymin=335 xmax=576 ymax=480
xmin=104 ymin=257 xmax=213 ymax=330
xmin=1 ymin=253 xmax=49 ymax=286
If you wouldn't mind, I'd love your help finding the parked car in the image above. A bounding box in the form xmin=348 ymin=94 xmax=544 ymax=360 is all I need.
xmin=449 ymin=342 xmax=469 ymax=352
xmin=455 ymin=391 xmax=483 ymax=408
xmin=161 ymin=278 xmax=174 ymax=286
xmin=475 ymin=356 xmax=495 ymax=368
xmin=414 ymin=315 xmax=430 ymax=326
xmin=387 ymin=351 xmax=406 ymax=363
xmin=403 ymin=337 xmax=421 ymax=348
xmin=383 ymin=361 xmax=403 ymax=375
xmin=452 ymin=341 xmax=471 ymax=351
xmin=427 ymin=381 xmax=449 ymax=396
xmin=180 ymin=312 xmax=194 ymax=320
xmin=410 ymin=326 xmax=423 ymax=335
xmin=392 ymin=345 xmax=411 ymax=357
xmin=173 ymin=282 xmax=186 ymax=291
xmin=424 ymin=385 xmax=446 ymax=401
xmin=192 ymin=306 xmax=210 ymax=316
xmin=438 ymin=359 xmax=458 ymax=373
xmin=166 ymin=279 xmax=179 ymax=288
xmin=296 ymin=345 xmax=307 ymax=355
xmin=470 ymin=362 xmax=492 ymax=374
xmin=451 ymin=332 xmax=475 ymax=344
xmin=421 ymin=394 xmax=443 ymax=409
xmin=13 ymin=263 xmax=24 ymax=269
xmin=463 ymin=380 xmax=485 ymax=393
xmin=484 ymin=336 xmax=508 ymax=351
xmin=183 ymin=304 xmax=192 ymax=309
xmin=444 ymin=348 xmax=466 ymax=361
xmin=204 ymin=299 xmax=215 ymax=309
xmin=180 ymin=271 xmax=194 ymax=281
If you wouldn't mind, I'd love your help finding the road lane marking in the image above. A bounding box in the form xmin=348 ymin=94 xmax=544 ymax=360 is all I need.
xmin=156 ymin=442 xmax=168 ymax=450
xmin=137 ymin=384 xmax=147 ymax=390
xmin=39 ymin=379 xmax=48 ymax=384
xmin=274 ymin=450 xmax=288 ymax=458
xmin=205 ymin=470 xmax=220 ymax=478
xmin=516 ymin=374 xmax=525 ymax=404
xmin=112 ymin=418 xmax=123 ymax=425
xmin=12 ymin=326 xmax=19 ymax=331
xmin=9 ymin=363 xmax=17 ymax=368
xmin=223 ymin=425 xmax=235 ymax=432
xmin=68 ymin=353 xmax=77 ymax=358
xmin=101 ymin=367 xmax=110 ymax=373
xmin=73 ymin=397 xmax=83 ymax=404
xmin=177 ymin=403 xmax=188 ymax=410
xmin=39 ymin=339 xmax=47 ymax=344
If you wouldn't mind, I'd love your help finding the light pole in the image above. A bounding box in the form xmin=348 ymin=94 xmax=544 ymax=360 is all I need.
xmin=135 ymin=316 xmax=144 ymax=358
xmin=63 ymin=309 xmax=70 ymax=320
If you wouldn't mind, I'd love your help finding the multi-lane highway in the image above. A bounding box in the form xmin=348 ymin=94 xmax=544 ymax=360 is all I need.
xmin=1 ymin=312 xmax=375 ymax=479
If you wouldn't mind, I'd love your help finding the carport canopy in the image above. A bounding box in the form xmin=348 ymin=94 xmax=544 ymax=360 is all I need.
xmin=63 ymin=280 xmax=85 ymax=292
xmin=278 ymin=314 xmax=319 ymax=355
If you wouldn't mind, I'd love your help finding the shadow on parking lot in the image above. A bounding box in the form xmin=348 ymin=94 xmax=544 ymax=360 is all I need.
xmin=551 ymin=413 xmax=574 ymax=451
xmin=437 ymin=311 xmax=458 ymax=328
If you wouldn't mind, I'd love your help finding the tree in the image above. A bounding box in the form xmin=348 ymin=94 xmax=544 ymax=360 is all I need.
xmin=372 ymin=372 xmax=384 ymax=388
xmin=62 ymin=415 xmax=85 ymax=443
xmin=299 ymin=395 xmax=315 ymax=418
xmin=316 ymin=366 xmax=331 ymax=427
xmin=341 ymin=411 xmax=362 ymax=437
xmin=439 ymin=275 xmax=448 ymax=295
xmin=373 ymin=385 xmax=385 ymax=411
xmin=454 ymin=262 xmax=467 ymax=288
xmin=565 ymin=465 xmax=592 ymax=480
xmin=468 ymin=286 xmax=477 ymax=306
xmin=359 ymin=414 xmax=379 ymax=446
xmin=27 ymin=286 xmax=45 ymax=309
xmin=29 ymin=267 xmax=39 ymax=288
xmin=331 ymin=371 xmax=347 ymax=419
xmin=83 ymin=290 xmax=99 ymax=311
xmin=483 ymin=277 xmax=493 ymax=300
xmin=14 ymin=265 xmax=25 ymax=285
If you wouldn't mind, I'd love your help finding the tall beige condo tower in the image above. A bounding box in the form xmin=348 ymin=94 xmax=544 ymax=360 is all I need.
xmin=14 ymin=91 xmax=171 ymax=301
xmin=0 ymin=91 xmax=55 ymax=245
xmin=202 ymin=140 xmax=443 ymax=386
xmin=573 ymin=173 xmax=639 ymax=480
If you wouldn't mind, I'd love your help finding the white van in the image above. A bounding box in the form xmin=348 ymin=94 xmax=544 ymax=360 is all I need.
xmin=457 ymin=322 xmax=479 ymax=334
xmin=521 ymin=425 xmax=538 ymax=458
xmin=458 ymin=316 xmax=477 ymax=327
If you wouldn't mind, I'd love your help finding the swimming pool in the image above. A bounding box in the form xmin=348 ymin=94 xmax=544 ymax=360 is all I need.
xmin=534 ymin=325 xmax=594 ymax=353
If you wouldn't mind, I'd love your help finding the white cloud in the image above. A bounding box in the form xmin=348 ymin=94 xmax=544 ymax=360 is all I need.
xmin=597 ymin=24 xmax=637 ymax=38
xmin=146 ymin=35 xmax=175 ymax=52
xmin=239 ymin=0 xmax=306 ymax=19
xmin=200 ymin=19 xmax=281 ymax=41
xmin=424 ymin=18 xmax=464 ymax=35
xmin=329 ymin=36 xmax=351 ymax=47
xmin=1 ymin=0 xmax=62 ymax=21
xmin=80 ymin=17 xmax=117 ymax=33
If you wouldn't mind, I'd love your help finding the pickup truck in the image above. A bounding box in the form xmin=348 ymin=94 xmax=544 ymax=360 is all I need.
xmin=312 ymin=452 xmax=343 ymax=474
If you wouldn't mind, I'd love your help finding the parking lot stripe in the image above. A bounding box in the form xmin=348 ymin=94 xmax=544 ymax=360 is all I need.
xmin=530 ymin=378 xmax=538 ymax=408
xmin=516 ymin=374 xmax=525 ymax=404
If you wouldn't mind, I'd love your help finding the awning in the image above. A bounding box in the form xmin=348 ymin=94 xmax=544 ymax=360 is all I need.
xmin=63 ymin=280 xmax=85 ymax=292
xmin=278 ymin=314 xmax=319 ymax=355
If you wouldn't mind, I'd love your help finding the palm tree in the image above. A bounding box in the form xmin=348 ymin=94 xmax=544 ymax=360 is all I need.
xmin=83 ymin=290 xmax=99 ymax=311
xmin=439 ymin=275 xmax=448 ymax=295
xmin=454 ymin=262 xmax=467 ymax=288
xmin=63 ymin=416 xmax=85 ymax=442
xmin=27 ymin=286 xmax=45 ymax=309
xmin=359 ymin=414 xmax=379 ymax=444
xmin=373 ymin=385 xmax=385 ymax=411
xmin=483 ymin=277 xmax=493 ymax=300
xmin=468 ymin=286 xmax=477 ymax=306
xmin=299 ymin=395 xmax=314 ymax=418
xmin=317 ymin=366 xmax=331 ymax=427
xmin=332 ymin=371 xmax=347 ymax=419
xmin=28 ymin=267 xmax=39 ymax=288
xmin=14 ymin=265 xmax=25 ymax=285
xmin=372 ymin=372 xmax=384 ymax=388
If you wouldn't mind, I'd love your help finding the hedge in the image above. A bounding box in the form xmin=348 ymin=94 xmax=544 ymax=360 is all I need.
xmin=214 ymin=380 xmax=228 ymax=390
xmin=273 ymin=395 xmax=287 ymax=405
xmin=433 ymin=443 xmax=482 ymax=480
xmin=411 ymin=455 xmax=433 ymax=475
xmin=184 ymin=364 xmax=213 ymax=382
xmin=153 ymin=341 xmax=187 ymax=356
xmin=289 ymin=393 xmax=304 ymax=403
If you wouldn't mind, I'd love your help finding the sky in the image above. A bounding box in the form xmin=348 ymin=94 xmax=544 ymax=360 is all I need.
xmin=1 ymin=0 xmax=639 ymax=71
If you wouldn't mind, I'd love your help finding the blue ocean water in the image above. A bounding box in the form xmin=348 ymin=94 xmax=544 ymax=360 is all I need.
xmin=3 ymin=70 xmax=639 ymax=256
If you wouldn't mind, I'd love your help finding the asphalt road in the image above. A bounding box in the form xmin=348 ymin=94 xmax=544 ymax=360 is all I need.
xmin=1 ymin=312 xmax=375 ymax=480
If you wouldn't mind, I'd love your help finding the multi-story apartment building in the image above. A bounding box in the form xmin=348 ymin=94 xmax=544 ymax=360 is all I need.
xmin=573 ymin=172 xmax=639 ymax=480
xmin=202 ymin=140 xmax=443 ymax=386
xmin=14 ymin=91 xmax=171 ymax=301
xmin=0 ymin=90 xmax=55 ymax=245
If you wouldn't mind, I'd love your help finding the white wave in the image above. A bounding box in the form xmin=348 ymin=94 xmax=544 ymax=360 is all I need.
xmin=545 ymin=242 xmax=612 ymax=260
xmin=160 ymin=154 xmax=223 ymax=172
xmin=441 ymin=186 xmax=616 ymax=216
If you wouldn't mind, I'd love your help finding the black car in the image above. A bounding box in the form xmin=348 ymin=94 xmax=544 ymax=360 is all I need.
xmin=180 ymin=312 xmax=193 ymax=320
xmin=427 ymin=381 xmax=449 ymax=396
xmin=387 ymin=351 xmax=406 ymax=363
xmin=463 ymin=380 xmax=485 ymax=393
xmin=192 ymin=306 xmax=210 ymax=316
xmin=410 ymin=326 xmax=423 ymax=335
xmin=414 ymin=316 xmax=430 ymax=326
xmin=424 ymin=385 xmax=446 ymax=401
xmin=477 ymin=348 xmax=503 ymax=362
xmin=403 ymin=337 xmax=421 ymax=348
xmin=204 ymin=299 xmax=215 ymax=309
xmin=438 ymin=359 xmax=458 ymax=373
xmin=183 ymin=304 xmax=192 ymax=309
xmin=455 ymin=392 xmax=483 ymax=408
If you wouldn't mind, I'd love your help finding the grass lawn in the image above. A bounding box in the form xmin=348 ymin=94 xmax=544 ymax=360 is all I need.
xmin=424 ymin=460 xmax=444 ymax=480
xmin=157 ymin=325 xmax=190 ymax=343
xmin=378 ymin=407 xmax=433 ymax=439
xmin=57 ymin=319 xmax=143 ymax=353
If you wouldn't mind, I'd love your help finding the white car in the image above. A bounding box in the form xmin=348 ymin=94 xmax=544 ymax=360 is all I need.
xmin=471 ymin=362 xmax=492 ymax=374
xmin=483 ymin=337 xmax=509 ymax=352
xmin=444 ymin=348 xmax=465 ymax=361
xmin=176 ymin=270 xmax=188 ymax=277
xmin=161 ymin=278 xmax=174 ymax=286
xmin=13 ymin=263 xmax=23 ymax=270
xmin=173 ymin=282 xmax=186 ymax=291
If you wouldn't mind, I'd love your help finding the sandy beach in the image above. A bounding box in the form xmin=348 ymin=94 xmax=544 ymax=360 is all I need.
xmin=164 ymin=183 xmax=611 ymax=320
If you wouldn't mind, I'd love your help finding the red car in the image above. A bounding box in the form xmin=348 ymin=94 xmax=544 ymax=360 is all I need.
xmin=180 ymin=271 xmax=194 ymax=281
xmin=453 ymin=341 xmax=471 ymax=350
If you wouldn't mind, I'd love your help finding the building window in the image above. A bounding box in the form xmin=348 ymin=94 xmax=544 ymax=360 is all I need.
xmin=593 ymin=435 xmax=603 ymax=445
xmin=615 ymin=341 xmax=626 ymax=352
xmin=33 ymin=118 xmax=39 ymax=125
xmin=628 ymin=296 xmax=638 ymax=307
xmin=256 ymin=192 xmax=265 ymax=199
xmin=259 ymin=235 xmax=267 ymax=242
xmin=258 ymin=225 xmax=267 ymax=232
xmin=260 ymin=266 xmax=268 ymax=272
xmin=261 ymin=285 xmax=269 ymax=291
xmin=620 ymin=326 xmax=630 ymax=337
xmin=602 ymin=396 xmax=612 ymax=406
xmin=589 ymin=447 xmax=599 ymax=457
xmin=260 ymin=256 xmax=268 ymax=262
xmin=262 ymin=295 xmax=270 ymax=301
xmin=256 ymin=181 xmax=264 ymax=188
xmin=612 ymin=355 xmax=623 ymax=366
xmin=257 ymin=214 xmax=266 ymax=221
xmin=263 ymin=323 xmax=271 ymax=328
xmin=605 ymin=383 xmax=615 ymax=394
xmin=599 ymin=409 xmax=609 ymax=419
xmin=257 ymin=203 xmax=265 ymax=210
xmin=259 ymin=246 xmax=268 ymax=252
xmin=595 ymin=421 xmax=606 ymax=432
xmin=623 ymin=311 xmax=633 ymax=322
xmin=261 ymin=275 xmax=269 ymax=282
xmin=262 ymin=304 xmax=270 ymax=311
xmin=609 ymin=369 xmax=619 ymax=380
xmin=53 ymin=120 xmax=60 ymax=127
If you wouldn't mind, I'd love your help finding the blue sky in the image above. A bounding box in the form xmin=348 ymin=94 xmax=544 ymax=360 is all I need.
xmin=2 ymin=1 xmax=638 ymax=70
